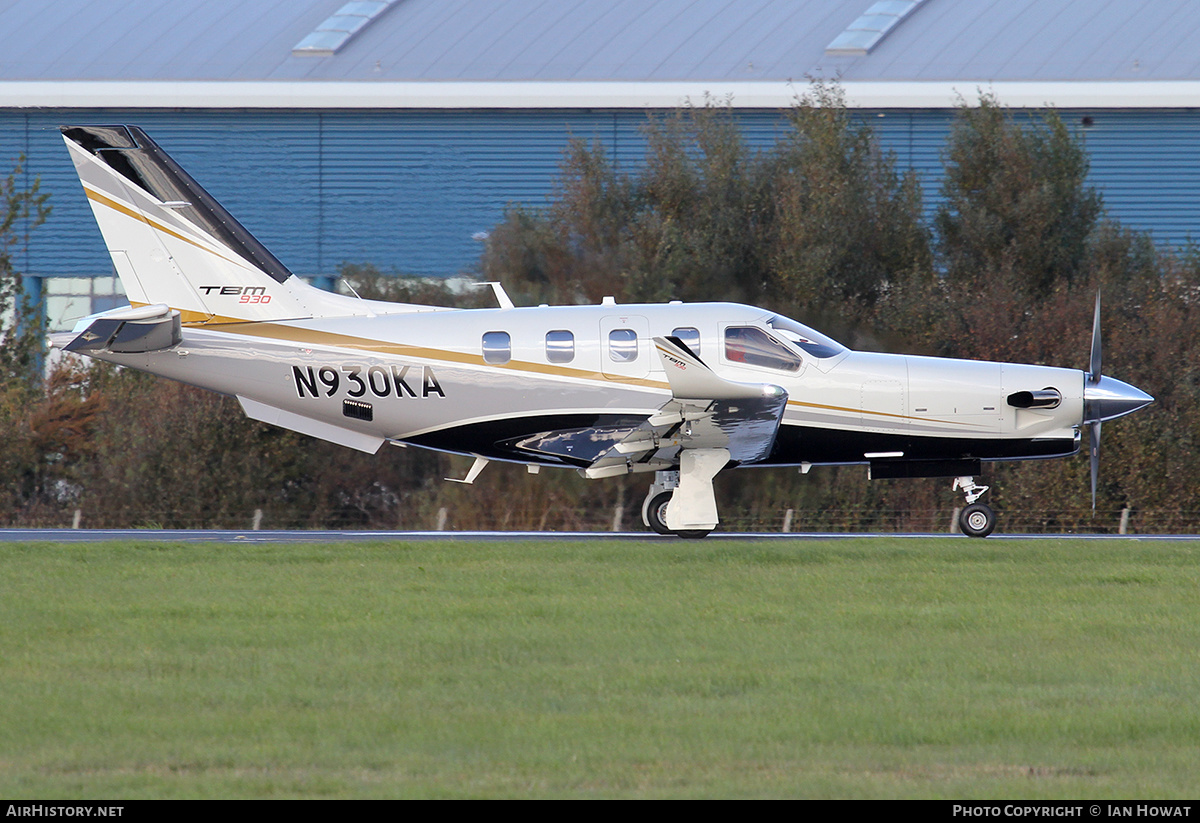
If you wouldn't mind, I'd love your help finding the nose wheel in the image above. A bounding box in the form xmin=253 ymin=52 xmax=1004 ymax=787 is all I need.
xmin=959 ymin=502 xmax=996 ymax=538
xmin=954 ymin=476 xmax=996 ymax=538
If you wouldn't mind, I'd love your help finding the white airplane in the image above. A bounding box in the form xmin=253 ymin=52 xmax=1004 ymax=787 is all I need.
xmin=51 ymin=125 xmax=1153 ymax=538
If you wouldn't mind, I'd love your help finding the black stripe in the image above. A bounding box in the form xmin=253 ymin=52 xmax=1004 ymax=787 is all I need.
xmin=403 ymin=416 xmax=1078 ymax=467
xmin=770 ymin=425 xmax=1078 ymax=464
xmin=406 ymin=413 xmax=648 ymax=465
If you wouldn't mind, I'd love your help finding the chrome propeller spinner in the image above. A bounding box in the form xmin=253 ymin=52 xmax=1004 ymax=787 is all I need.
xmin=1082 ymin=292 xmax=1154 ymax=508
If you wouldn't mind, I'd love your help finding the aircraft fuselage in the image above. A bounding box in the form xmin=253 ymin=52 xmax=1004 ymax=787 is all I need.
xmin=81 ymin=299 xmax=1084 ymax=472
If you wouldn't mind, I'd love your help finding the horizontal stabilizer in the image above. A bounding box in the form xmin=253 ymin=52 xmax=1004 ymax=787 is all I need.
xmin=62 ymin=303 xmax=181 ymax=353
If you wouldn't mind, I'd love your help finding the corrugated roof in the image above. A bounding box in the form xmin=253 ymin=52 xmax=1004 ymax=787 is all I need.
xmin=1 ymin=0 xmax=1200 ymax=111
xmin=3 ymin=0 xmax=1199 ymax=83
xmin=825 ymin=0 xmax=1200 ymax=81
xmin=0 ymin=0 xmax=835 ymax=81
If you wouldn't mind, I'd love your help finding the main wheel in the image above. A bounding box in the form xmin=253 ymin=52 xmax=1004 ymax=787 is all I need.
xmin=959 ymin=503 xmax=996 ymax=538
xmin=646 ymin=491 xmax=674 ymax=535
xmin=645 ymin=491 xmax=714 ymax=539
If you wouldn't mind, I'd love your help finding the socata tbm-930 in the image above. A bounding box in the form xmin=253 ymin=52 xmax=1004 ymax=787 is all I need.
xmin=54 ymin=126 xmax=1152 ymax=537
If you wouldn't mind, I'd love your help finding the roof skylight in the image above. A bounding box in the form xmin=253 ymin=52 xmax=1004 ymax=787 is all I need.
xmin=825 ymin=0 xmax=926 ymax=56
xmin=293 ymin=0 xmax=401 ymax=57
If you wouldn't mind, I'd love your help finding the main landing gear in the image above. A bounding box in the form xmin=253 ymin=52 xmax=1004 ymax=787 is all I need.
xmin=954 ymin=476 xmax=996 ymax=538
xmin=645 ymin=490 xmax=711 ymax=539
xmin=641 ymin=451 xmax=728 ymax=539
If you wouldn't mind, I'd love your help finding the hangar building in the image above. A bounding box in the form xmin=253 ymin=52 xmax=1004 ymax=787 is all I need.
xmin=3 ymin=0 xmax=1200 ymax=328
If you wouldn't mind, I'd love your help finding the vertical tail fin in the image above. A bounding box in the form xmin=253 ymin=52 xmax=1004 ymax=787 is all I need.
xmin=61 ymin=125 xmax=355 ymax=323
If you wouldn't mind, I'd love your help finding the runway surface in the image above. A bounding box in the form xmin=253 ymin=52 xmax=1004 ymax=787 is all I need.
xmin=2 ymin=529 xmax=1197 ymax=542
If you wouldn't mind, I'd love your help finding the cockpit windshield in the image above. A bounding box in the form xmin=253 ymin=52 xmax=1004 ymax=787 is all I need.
xmin=766 ymin=315 xmax=847 ymax=359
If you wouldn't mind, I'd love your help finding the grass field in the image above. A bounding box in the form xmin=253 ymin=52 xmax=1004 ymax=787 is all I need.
xmin=2 ymin=537 xmax=1199 ymax=798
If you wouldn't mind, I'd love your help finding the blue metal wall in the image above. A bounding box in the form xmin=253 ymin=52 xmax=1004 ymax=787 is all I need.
xmin=5 ymin=107 xmax=1199 ymax=281
xmin=7 ymin=109 xmax=669 ymax=280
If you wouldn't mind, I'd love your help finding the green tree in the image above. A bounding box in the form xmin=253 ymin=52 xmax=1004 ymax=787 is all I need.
xmin=482 ymin=84 xmax=930 ymax=333
xmin=631 ymin=102 xmax=773 ymax=304
xmin=935 ymin=94 xmax=1102 ymax=298
xmin=0 ymin=156 xmax=53 ymax=524
xmin=0 ymin=156 xmax=51 ymax=389
xmin=480 ymin=136 xmax=638 ymax=306
xmin=769 ymin=82 xmax=930 ymax=337
xmin=339 ymin=262 xmax=493 ymax=308
xmin=481 ymin=101 xmax=773 ymax=306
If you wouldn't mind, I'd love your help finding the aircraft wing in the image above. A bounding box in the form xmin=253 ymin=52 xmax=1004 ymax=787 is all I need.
xmin=641 ymin=334 xmax=789 ymax=463
xmin=509 ymin=336 xmax=788 ymax=478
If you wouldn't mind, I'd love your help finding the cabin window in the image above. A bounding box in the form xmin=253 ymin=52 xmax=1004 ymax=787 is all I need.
xmin=608 ymin=328 xmax=638 ymax=362
xmin=671 ymin=327 xmax=701 ymax=356
xmin=545 ymin=330 xmax=575 ymax=363
xmin=724 ymin=326 xmax=802 ymax=372
xmin=482 ymin=331 xmax=511 ymax=364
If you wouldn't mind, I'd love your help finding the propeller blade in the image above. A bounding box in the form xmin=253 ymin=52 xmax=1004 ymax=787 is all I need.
xmin=1089 ymin=291 xmax=1102 ymax=511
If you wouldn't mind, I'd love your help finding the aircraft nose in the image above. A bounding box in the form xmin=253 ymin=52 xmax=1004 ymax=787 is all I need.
xmin=1083 ymin=375 xmax=1154 ymax=423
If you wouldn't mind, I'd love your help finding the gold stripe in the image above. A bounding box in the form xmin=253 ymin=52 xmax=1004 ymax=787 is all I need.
xmin=133 ymin=300 xmax=974 ymax=427
xmin=214 ymin=320 xmax=670 ymax=390
xmin=85 ymin=187 xmax=266 ymax=325
xmin=212 ymin=320 xmax=975 ymax=425
xmin=84 ymin=186 xmax=253 ymax=273
xmin=655 ymin=340 xmax=974 ymax=426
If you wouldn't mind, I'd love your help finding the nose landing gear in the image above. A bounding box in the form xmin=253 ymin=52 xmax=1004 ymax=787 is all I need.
xmin=954 ymin=476 xmax=996 ymax=538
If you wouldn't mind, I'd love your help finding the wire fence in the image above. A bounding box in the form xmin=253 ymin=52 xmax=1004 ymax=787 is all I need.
xmin=7 ymin=504 xmax=1200 ymax=535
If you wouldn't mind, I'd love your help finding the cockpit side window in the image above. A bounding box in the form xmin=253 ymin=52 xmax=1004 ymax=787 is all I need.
xmin=724 ymin=326 xmax=802 ymax=372
xmin=765 ymin=315 xmax=847 ymax=359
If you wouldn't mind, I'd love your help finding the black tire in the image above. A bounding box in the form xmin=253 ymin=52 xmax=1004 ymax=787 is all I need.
xmin=960 ymin=503 xmax=996 ymax=538
xmin=646 ymin=491 xmax=673 ymax=535
xmin=645 ymin=491 xmax=714 ymax=539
